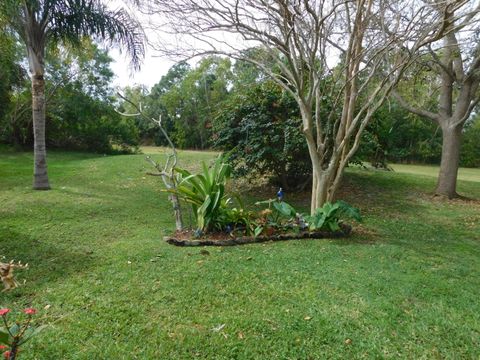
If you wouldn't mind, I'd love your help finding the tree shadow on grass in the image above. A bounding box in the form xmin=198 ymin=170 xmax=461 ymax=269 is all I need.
xmin=338 ymin=171 xmax=431 ymax=214
xmin=0 ymin=227 xmax=95 ymax=301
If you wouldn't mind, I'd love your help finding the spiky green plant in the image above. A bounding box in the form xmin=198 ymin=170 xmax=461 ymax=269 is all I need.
xmin=173 ymin=156 xmax=232 ymax=232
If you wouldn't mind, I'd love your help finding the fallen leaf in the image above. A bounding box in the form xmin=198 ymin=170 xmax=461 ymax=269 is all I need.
xmin=44 ymin=304 xmax=51 ymax=310
xmin=211 ymin=324 xmax=226 ymax=332
xmin=345 ymin=338 xmax=352 ymax=345
xmin=304 ymin=316 xmax=312 ymax=321
xmin=237 ymin=331 xmax=244 ymax=339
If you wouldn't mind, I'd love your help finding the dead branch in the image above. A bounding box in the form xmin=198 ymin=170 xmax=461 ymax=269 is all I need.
xmin=116 ymin=92 xmax=183 ymax=231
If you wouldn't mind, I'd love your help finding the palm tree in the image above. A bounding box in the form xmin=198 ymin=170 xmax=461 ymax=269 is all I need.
xmin=0 ymin=0 xmax=144 ymax=189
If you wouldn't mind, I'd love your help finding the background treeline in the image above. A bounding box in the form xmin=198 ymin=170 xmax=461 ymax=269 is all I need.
xmin=1 ymin=33 xmax=479 ymax=174
xmin=0 ymin=34 xmax=139 ymax=154
xmin=118 ymin=54 xmax=480 ymax=189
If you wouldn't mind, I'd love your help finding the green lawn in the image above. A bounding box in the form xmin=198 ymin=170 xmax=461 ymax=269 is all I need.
xmin=390 ymin=163 xmax=480 ymax=183
xmin=1 ymin=147 xmax=479 ymax=359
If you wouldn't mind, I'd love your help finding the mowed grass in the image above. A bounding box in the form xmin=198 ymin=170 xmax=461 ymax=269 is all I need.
xmin=390 ymin=163 xmax=480 ymax=183
xmin=1 ymin=146 xmax=479 ymax=359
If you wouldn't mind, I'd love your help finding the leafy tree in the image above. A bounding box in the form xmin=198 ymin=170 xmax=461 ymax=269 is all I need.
xmin=143 ymin=0 xmax=454 ymax=213
xmin=45 ymin=43 xmax=139 ymax=152
xmin=145 ymin=57 xmax=232 ymax=149
xmin=118 ymin=85 xmax=156 ymax=144
xmin=1 ymin=40 xmax=139 ymax=153
xmin=356 ymin=101 xmax=442 ymax=167
xmin=146 ymin=62 xmax=191 ymax=146
xmin=393 ymin=3 xmax=480 ymax=197
xmin=0 ymin=0 xmax=144 ymax=189
xmin=213 ymin=80 xmax=310 ymax=190
xmin=461 ymin=118 xmax=480 ymax=168
xmin=0 ymin=31 xmax=27 ymax=145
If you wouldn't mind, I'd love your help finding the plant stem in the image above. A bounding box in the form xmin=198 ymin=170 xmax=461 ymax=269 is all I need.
xmin=2 ymin=316 xmax=13 ymax=337
xmin=9 ymin=339 xmax=18 ymax=360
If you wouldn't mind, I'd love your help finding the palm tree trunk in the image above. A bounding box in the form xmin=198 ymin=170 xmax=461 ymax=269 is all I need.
xmin=32 ymin=74 xmax=50 ymax=190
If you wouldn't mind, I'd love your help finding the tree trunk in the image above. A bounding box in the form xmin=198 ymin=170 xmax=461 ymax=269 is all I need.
xmin=170 ymin=194 xmax=183 ymax=231
xmin=32 ymin=74 xmax=50 ymax=190
xmin=310 ymin=166 xmax=334 ymax=214
xmin=435 ymin=123 xmax=462 ymax=198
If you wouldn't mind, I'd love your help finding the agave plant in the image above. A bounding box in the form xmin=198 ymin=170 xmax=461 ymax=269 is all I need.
xmin=172 ymin=156 xmax=232 ymax=232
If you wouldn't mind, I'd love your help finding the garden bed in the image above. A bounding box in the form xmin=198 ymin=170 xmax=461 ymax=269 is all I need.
xmin=164 ymin=223 xmax=352 ymax=246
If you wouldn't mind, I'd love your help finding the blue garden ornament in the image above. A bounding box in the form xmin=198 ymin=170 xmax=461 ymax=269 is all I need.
xmin=277 ymin=187 xmax=284 ymax=201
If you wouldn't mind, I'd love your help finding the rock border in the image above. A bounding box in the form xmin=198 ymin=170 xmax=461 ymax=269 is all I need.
xmin=164 ymin=224 xmax=352 ymax=246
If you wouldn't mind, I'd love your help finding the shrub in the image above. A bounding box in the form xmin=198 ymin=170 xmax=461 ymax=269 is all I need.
xmin=212 ymin=81 xmax=311 ymax=190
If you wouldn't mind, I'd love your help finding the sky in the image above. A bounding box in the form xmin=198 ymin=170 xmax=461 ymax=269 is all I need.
xmin=107 ymin=0 xmax=177 ymax=90
xmin=105 ymin=0 xmax=244 ymax=91
xmin=109 ymin=47 xmax=175 ymax=90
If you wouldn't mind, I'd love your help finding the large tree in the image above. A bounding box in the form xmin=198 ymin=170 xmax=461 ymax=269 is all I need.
xmin=143 ymin=0 xmax=452 ymax=212
xmin=0 ymin=0 xmax=144 ymax=189
xmin=394 ymin=1 xmax=480 ymax=198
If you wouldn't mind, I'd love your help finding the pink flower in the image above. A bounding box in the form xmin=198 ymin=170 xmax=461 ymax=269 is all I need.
xmin=3 ymin=351 xmax=10 ymax=359
xmin=23 ymin=308 xmax=37 ymax=315
xmin=0 ymin=309 xmax=10 ymax=316
xmin=0 ymin=346 xmax=7 ymax=351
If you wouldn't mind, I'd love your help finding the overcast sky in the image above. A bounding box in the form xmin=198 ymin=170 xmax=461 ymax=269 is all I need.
xmin=105 ymin=0 xmax=245 ymax=91
xmin=109 ymin=47 xmax=175 ymax=90
xmin=106 ymin=0 xmax=177 ymax=90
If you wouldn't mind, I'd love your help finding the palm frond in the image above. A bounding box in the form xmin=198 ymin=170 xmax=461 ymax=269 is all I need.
xmin=48 ymin=0 xmax=145 ymax=69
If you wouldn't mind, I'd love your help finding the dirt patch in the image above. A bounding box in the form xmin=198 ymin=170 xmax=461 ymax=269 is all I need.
xmin=164 ymin=224 xmax=352 ymax=246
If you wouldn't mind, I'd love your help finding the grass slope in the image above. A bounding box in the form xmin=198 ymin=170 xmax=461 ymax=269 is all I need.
xmin=390 ymin=163 xmax=480 ymax=183
xmin=0 ymin=147 xmax=479 ymax=359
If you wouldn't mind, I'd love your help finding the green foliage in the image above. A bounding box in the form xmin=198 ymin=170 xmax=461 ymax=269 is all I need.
xmin=304 ymin=201 xmax=362 ymax=232
xmin=356 ymin=101 xmax=442 ymax=166
xmin=0 ymin=31 xmax=27 ymax=146
xmin=137 ymin=57 xmax=232 ymax=149
xmin=217 ymin=206 xmax=257 ymax=235
xmin=213 ymin=80 xmax=310 ymax=190
xmin=461 ymin=118 xmax=480 ymax=168
xmin=254 ymin=199 xmax=301 ymax=236
xmin=173 ymin=155 xmax=232 ymax=232
xmin=0 ymin=0 xmax=145 ymax=68
xmin=272 ymin=201 xmax=297 ymax=218
xmin=253 ymin=199 xmax=360 ymax=236
xmin=0 ymin=41 xmax=139 ymax=153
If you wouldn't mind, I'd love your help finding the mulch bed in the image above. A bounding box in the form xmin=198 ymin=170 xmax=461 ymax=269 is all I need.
xmin=164 ymin=223 xmax=352 ymax=246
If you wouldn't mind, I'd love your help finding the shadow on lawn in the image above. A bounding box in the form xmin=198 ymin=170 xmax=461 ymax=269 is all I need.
xmin=0 ymin=227 xmax=95 ymax=299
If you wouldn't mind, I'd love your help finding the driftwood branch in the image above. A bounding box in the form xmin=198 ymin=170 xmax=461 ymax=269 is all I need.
xmin=0 ymin=260 xmax=28 ymax=292
xmin=116 ymin=92 xmax=183 ymax=231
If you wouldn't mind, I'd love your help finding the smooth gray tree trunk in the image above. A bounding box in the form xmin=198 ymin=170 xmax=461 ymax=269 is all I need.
xmin=435 ymin=124 xmax=462 ymax=198
xmin=32 ymin=74 xmax=50 ymax=190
